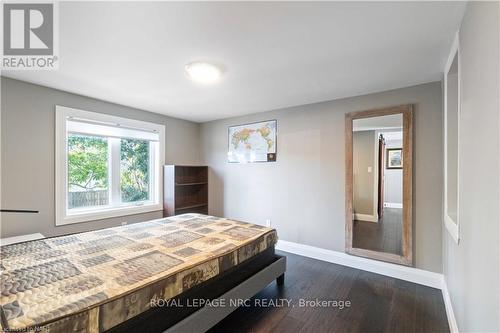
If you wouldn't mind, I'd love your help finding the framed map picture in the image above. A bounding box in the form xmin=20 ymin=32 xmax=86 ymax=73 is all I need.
xmin=228 ymin=120 xmax=277 ymax=163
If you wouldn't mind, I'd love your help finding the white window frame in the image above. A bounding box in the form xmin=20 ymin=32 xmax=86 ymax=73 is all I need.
xmin=443 ymin=32 xmax=460 ymax=243
xmin=55 ymin=105 xmax=165 ymax=226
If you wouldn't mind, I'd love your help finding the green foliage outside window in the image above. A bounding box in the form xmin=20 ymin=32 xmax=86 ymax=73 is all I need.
xmin=120 ymin=139 xmax=150 ymax=202
xmin=68 ymin=134 xmax=150 ymax=207
xmin=68 ymin=135 xmax=108 ymax=191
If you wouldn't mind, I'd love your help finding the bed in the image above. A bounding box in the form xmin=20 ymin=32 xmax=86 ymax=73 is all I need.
xmin=0 ymin=214 xmax=285 ymax=332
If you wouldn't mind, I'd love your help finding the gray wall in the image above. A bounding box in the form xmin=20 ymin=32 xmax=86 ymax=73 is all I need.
xmin=384 ymin=138 xmax=403 ymax=205
xmin=353 ymin=130 xmax=376 ymax=216
xmin=201 ymin=81 xmax=444 ymax=273
xmin=0 ymin=77 xmax=201 ymax=238
xmin=443 ymin=2 xmax=500 ymax=332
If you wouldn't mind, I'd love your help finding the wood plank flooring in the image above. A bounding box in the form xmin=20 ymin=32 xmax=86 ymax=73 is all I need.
xmin=208 ymin=251 xmax=449 ymax=333
xmin=353 ymin=208 xmax=403 ymax=255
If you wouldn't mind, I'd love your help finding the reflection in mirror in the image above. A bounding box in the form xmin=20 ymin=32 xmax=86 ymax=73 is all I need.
xmin=352 ymin=114 xmax=403 ymax=256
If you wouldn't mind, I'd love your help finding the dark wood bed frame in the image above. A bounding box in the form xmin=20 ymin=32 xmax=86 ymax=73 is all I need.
xmin=107 ymin=247 xmax=286 ymax=333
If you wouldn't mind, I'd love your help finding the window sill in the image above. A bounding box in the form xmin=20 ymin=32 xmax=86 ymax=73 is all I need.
xmin=56 ymin=203 xmax=163 ymax=226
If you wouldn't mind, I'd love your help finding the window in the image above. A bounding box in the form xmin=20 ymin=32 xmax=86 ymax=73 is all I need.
xmin=444 ymin=33 xmax=460 ymax=243
xmin=56 ymin=106 xmax=165 ymax=225
xmin=67 ymin=134 xmax=109 ymax=209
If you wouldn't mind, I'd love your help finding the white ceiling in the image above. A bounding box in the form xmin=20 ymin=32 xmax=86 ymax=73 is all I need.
xmin=382 ymin=131 xmax=403 ymax=142
xmin=353 ymin=114 xmax=402 ymax=131
xmin=2 ymin=2 xmax=466 ymax=122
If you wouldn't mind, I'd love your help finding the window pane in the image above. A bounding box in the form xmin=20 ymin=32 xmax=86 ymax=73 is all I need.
xmin=68 ymin=134 xmax=109 ymax=209
xmin=120 ymin=139 xmax=150 ymax=203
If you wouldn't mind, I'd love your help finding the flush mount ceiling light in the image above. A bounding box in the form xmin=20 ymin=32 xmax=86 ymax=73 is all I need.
xmin=185 ymin=62 xmax=222 ymax=84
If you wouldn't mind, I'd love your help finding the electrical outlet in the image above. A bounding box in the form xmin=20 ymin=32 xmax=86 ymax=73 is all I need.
xmin=121 ymin=221 xmax=128 ymax=226
xmin=265 ymin=219 xmax=271 ymax=227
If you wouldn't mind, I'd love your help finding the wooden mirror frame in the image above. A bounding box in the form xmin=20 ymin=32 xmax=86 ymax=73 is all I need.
xmin=345 ymin=105 xmax=413 ymax=266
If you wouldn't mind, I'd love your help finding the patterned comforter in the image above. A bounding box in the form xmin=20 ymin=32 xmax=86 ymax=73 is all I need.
xmin=0 ymin=214 xmax=277 ymax=332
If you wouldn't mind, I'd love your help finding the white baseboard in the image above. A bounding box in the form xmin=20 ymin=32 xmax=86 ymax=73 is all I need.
xmin=441 ymin=278 xmax=459 ymax=332
xmin=353 ymin=213 xmax=378 ymax=222
xmin=0 ymin=233 xmax=45 ymax=246
xmin=276 ymin=240 xmax=443 ymax=289
xmin=275 ymin=239 xmax=458 ymax=331
xmin=384 ymin=202 xmax=403 ymax=208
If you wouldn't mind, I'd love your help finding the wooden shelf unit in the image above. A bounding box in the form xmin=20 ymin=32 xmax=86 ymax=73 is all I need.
xmin=163 ymin=165 xmax=208 ymax=217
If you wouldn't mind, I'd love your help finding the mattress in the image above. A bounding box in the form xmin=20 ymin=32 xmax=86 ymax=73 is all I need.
xmin=0 ymin=214 xmax=277 ymax=332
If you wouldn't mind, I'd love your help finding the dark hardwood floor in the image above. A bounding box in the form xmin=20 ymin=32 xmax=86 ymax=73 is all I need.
xmin=353 ymin=208 xmax=402 ymax=255
xmin=208 ymin=251 xmax=449 ymax=333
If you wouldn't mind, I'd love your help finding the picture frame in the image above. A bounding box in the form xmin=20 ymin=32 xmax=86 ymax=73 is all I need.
xmin=386 ymin=148 xmax=403 ymax=169
xmin=227 ymin=119 xmax=277 ymax=163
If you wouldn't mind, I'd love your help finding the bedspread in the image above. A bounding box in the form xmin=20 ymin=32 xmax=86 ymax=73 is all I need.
xmin=0 ymin=214 xmax=277 ymax=332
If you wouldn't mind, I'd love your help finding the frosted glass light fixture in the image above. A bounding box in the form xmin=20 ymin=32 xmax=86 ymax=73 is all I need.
xmin=185 ymin=62 xmax=222 ymax=84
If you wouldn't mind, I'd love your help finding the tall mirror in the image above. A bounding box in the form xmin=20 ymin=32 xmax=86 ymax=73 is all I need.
xmin=345 ymin=105 xmax=413 ymax=265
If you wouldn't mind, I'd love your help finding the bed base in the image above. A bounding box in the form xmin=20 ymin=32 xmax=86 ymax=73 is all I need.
xmin=107 ymin=248 xmax=286 ymax=333
xmin=166 ymin=255 xmax=286 ymax=332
